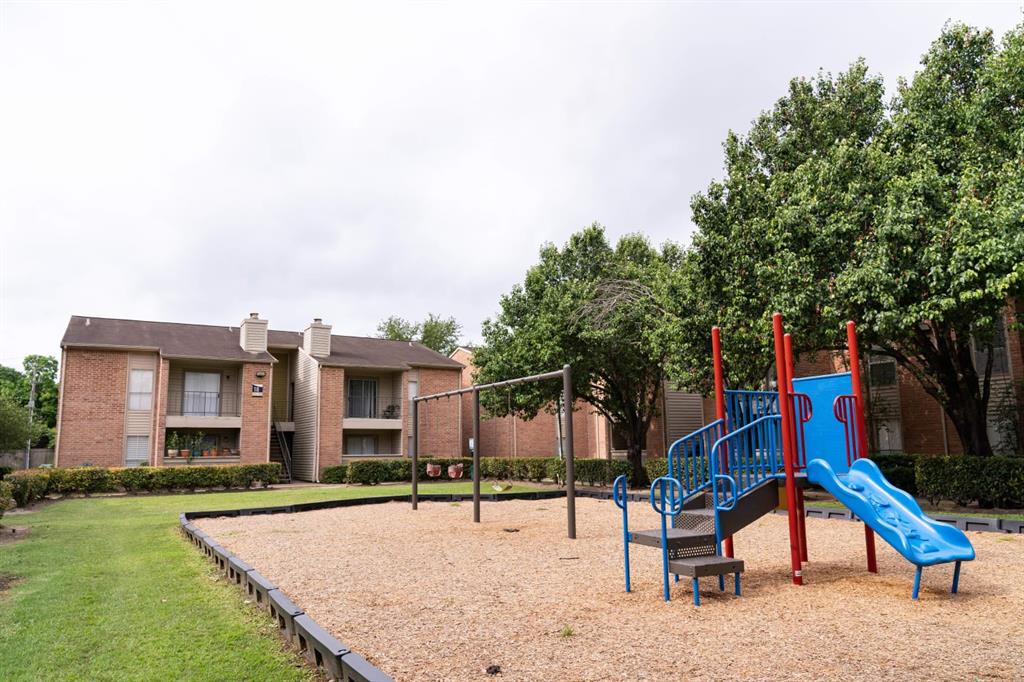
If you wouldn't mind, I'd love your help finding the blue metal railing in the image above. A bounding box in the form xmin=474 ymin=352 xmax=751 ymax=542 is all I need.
xmin=725 ymin=389 xmax=811 ymax=468
xmin=667 ymin=418 xmax=725 ymax=498
xmin=650 ymin=476 xmax=683 ymax=602
xmin=724 ymin=390 xmax=778 ymax=431
xmin=709 ymin=414 xmax=783 ymax=519
xmin=612 ymin=475 xmax=631 ymax=593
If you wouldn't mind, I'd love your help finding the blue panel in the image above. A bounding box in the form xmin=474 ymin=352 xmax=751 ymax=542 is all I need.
xmin=792 ymin=372 xmax=852 ymax=474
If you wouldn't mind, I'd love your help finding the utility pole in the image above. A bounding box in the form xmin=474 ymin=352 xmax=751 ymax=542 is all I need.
xmin=25 ymin=368 xmax=37 ymax=470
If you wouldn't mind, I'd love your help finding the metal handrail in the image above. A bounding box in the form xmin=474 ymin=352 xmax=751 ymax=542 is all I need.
xmin=650 ymin=476 xmax=683 ymax=602
xmin=345 ymin=394 xmax=403 ymax=419
xmin=613 ymin=475 xmax=631 ymax=593
xmin=791 ymin=392 xmax=813 ymax=469
xmin=709 ymin=414 xmax=783 ymax=513
xmin=833 ymin=394 xmax=863 ymax=466
xmin=666 ymin=418 xmax=725 ymax=497
xmin=714 ymin=474 xmax=738 ymax=511
xmin=167 ymin=389 xmax=242 ymax=417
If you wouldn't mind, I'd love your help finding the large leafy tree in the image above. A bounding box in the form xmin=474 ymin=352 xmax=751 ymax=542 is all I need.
xmin=674 ymin=23 xmax=1024 ymax=456
xmin=474 ymin=224 xmax=681 ymax=485
xmin=376 ymin=314 xmax=463 ymax=356
xmin=0 ymin=355 xmax=59 ymax=447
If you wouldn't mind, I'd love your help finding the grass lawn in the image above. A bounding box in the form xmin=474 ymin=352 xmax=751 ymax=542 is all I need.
xmin=0 ymin=482 xmax=535 ymax=681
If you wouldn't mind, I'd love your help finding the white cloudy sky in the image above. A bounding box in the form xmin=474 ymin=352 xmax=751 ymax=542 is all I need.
xmin=1 ymin=1 xmax=1021 ymax=367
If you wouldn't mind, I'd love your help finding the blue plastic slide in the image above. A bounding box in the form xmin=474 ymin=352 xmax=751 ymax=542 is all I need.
xmin=806 ymin=457 xmax=975 ymax=597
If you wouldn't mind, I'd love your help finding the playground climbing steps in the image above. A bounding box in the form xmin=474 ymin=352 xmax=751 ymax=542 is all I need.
xmin=616 ymin=478 xmax=791 ymax=605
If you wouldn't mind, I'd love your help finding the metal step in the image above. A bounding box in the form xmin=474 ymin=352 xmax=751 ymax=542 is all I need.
xmin=669 ymin=554 xmax=744 ymax=578
xmin=679 ymin=508 xmax=716 ymax=517
xmin=629 ymin=528 xmax=716 ymax=550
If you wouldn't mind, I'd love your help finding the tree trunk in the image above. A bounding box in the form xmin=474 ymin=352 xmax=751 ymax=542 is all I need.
xmin=627 ymin=442 xmax=647 ymax=488
xmin=894 ymin=324 xmax=995 ymax=457
xmin=942 ymin=385 xmax=994 ymax=457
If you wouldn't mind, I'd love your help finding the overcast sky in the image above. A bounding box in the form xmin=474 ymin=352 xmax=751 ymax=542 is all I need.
xmin=1 ymin=1 xmax=1021 ymax=368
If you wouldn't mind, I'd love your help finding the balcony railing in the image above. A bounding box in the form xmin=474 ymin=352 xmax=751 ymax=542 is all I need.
xmin=167 ymin=389 xmax=241 ymax=417
xmin=345 ymin=394 xmax=402 ymax=420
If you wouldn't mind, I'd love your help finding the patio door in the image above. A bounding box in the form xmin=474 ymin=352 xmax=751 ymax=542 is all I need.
xmin=348 ymin=378 xmax=378 ymax=418
xmin=184 ymin=371 xmax=221 ymax=416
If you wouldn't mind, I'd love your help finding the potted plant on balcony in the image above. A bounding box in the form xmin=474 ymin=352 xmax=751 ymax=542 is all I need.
xmin=190 ymin=432 xmax=205 ymax=461
xmin=166 ymin=432 xmax=179 ymax=459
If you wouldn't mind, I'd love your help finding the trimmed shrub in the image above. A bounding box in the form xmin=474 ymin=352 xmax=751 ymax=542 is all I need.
xmin=7 ymin=469 xmax=50 ymax=507
xmin=0 ymin=480 xmax=13 ymax=523
xmin=321 ymin=465 xmax=348 ymax=484
xmin=916 ymin=455 xmax=1024 ymax=508
xmin=3 ymin=463 xmax=281 ymax=507
xmin=347 ymin=460 xmax=392 ymax=485
xmin=524 ymin=458 xmax=550 ymax=482
xmin=644 ymin=458 xmax=668 ymax=482
xmin=871 ymin=454 xmax=918 ymax=496
xmin=0 ymin=465 xmax=14 ymax=479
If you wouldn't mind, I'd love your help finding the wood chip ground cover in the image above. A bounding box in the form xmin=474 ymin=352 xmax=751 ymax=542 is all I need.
xmin=196 ymin=498 xmax=1024 ymax=681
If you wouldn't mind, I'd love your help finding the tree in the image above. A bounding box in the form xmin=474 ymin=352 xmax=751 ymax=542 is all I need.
xmin=418 ymin=314 xmax=462 ymax=357
xmin=0 ymin=395 xmax=36 ymax=452
xmin=474 ymin=224 xmax=682 ymax=485
xmin=0 ymin=355 xmax=59 ymax=447
xmin=376 ymin=314 xmax=462 ymax=356
xmin=376 ymin=316 xmax=420 ymax=342
xmin=675 ymin=23 xmax=1024 ymax=456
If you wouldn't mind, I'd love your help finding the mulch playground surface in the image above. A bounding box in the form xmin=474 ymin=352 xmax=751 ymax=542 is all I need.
xmin=197 ymin=498 xmax=1024 ymax=681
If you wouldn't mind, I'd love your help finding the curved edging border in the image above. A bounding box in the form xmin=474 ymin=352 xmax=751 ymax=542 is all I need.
xmin=178 ymin=489 xmax=1021 ymax=681
xmin=178 ymin=490 xmax=566 ymax=682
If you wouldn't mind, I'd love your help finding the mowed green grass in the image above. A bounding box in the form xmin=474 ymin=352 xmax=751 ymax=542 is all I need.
xmin=0 ymin=482 xmax=532 ymax=681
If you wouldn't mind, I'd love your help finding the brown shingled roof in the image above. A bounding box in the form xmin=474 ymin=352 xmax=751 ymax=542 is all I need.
xmin=61 ymin=316 xmax=462 ymax=369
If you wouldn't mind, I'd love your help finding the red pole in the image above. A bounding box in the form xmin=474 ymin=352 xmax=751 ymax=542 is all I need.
xmin=846 ymin=321 xmax=878 ymax=574
xmin=711 ymin=326 xmax=734 ymax=558
xmin=773 ymin=314 xmax=803 ymax=585
xmin=784 ymin=333 xmax=808 ymax=563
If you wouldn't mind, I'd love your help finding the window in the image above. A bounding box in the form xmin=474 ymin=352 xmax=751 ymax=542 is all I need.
xmin=125 ymin=435 xmax=149 ymax=467
xmin=973 ymin=316 xmax=1010 ymax=376
xmin=868 ymin=357 xmax=897 ymax=387
xmin=347 ymin=378 xmax=378 ymax=418
xmin=346 ymin=434 xmax=377 ymax=455
xmin=183 ymin=371 xmax=221 ymax=416
xmin=128 ymin=369 xmax=154 ymax=411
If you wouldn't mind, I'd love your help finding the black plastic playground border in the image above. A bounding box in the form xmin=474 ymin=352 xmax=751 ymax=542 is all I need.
xmin=179 ymin=488 xmax=1021 ymax=681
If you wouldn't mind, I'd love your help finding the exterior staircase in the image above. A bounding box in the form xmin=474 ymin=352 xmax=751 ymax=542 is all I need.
xmin=269 ymin=423 xmax=293 ymax=484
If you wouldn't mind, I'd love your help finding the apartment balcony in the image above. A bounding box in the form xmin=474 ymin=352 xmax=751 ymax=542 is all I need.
xmin=343 ymin=393 xmax=403 ymax=430
xmin=166 ymin=387 xmax=243 ymax=428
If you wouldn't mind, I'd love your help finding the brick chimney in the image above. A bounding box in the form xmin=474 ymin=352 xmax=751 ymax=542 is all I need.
xmin=303 ymin=318 xmax=332 ymax=358
xmin=239 ymin=312 xmax=268 ymax=353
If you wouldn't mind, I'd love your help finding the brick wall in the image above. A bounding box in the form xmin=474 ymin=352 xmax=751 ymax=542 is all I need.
xmin=56 ymin=349 xmax=129 ymax=467
xmin=318 ymin=366 xmax=345 ymax=476
xmin=238 ymin=362 xmax=272 ymax=464
xmin=416 ymin=368 xmax=461 ymax=457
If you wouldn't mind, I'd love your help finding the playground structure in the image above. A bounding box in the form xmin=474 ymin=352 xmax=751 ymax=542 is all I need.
xmin=615 ymin=313 xmax=976 ymax=603
xmin=411 ymin=365 xmax=579 ymax=538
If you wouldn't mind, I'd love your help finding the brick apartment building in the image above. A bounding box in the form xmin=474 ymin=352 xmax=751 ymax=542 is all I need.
xmin=55 ymin=314 xmax=462 ymax=480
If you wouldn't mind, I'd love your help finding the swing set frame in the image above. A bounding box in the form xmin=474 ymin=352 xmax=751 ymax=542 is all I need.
xmin=411 ymin=364 xmax=579 ymax=539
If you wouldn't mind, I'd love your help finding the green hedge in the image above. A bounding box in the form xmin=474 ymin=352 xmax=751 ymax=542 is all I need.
xmin=5 ymin=463 xmax=282 ymax=507
xmin=0 ymin=480 xmax=12 ymax=522
xmin=324 ymin=457 xmax=636 ymax=487
xmin=916 ymin=455 xmax=1024 ymax=508
xmin=871 ymin=453 xmax=918 ymax=496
